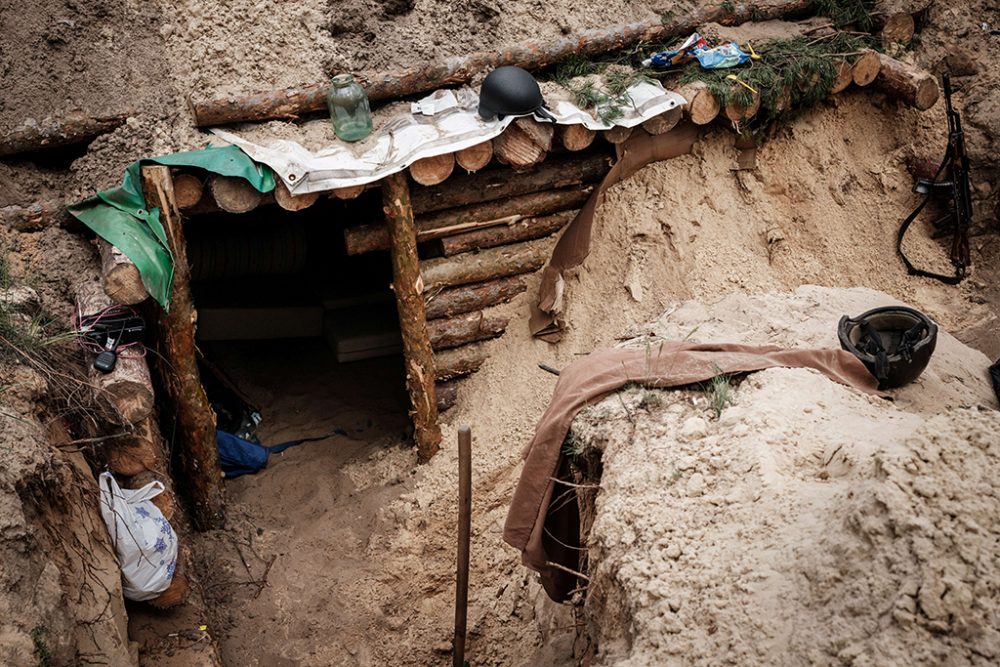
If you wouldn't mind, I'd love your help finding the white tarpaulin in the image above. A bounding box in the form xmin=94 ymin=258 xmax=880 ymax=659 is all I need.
xmin=211 ymin=83 xmax=685 ymax=195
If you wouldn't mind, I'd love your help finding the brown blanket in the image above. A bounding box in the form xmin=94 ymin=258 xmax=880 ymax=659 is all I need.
xmin=502 ymin=342 xmax=885 ymax=601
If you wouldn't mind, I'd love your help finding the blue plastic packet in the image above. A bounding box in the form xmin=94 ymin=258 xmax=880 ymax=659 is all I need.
xmin=642 ymin=32 xmax=708 ymax=70
xmin=695 ymin=42 xmax=751 ymax=69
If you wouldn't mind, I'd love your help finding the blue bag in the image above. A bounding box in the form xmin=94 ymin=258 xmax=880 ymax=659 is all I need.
xmin=216 ymin=429 xmax=344 ymax=478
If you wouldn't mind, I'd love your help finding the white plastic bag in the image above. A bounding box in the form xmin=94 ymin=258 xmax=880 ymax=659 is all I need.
xmin=98 ymin=472 xmax=178 ymax=601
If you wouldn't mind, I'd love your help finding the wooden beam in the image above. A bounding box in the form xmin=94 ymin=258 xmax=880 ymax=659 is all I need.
xmin=140 ymin=165 xmax=225 ymax=530
xmin=347 ymin=186 xmax=592 ymax=255
xmin=437 ymin=209 xmax=575 ymax=256
xmin=411 ymin=152 xmax=610 ymax=214
xmin=0 ymin=113 xmax=128 ymax=158
xmin=189 ymin=0 xmax=813 ymax=127
xmin=382 ymin=172 xmax=442 ymax=462
xmin=420 ymin=237 xmax=554 ymax=290
xmin=874 ymin=53 xmax=939 ymax=110
xmin=434 ymin=344 xmax=488 ymax=381
xmin=425 ymin=275 xmax=527 ymax=320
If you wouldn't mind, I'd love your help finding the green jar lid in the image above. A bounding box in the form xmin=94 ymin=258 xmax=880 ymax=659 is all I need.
xmin=332 ymin=74 xmax=356 ymax=87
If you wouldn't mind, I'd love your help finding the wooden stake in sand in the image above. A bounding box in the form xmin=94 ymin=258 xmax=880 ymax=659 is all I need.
xmin=141 ymin=165 xmax=225 ymax=530
xmin=381 ymin=172 xmax=442 ymax=462
xmin=453 ymin=426 xmax=472 ymax=667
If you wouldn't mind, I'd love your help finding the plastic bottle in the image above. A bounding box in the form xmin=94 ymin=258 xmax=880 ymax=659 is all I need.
xmin=327 ymin=74 xmax=373 ymax=142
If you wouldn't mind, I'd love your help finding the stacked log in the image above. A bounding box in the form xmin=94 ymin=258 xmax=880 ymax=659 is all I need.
xmin=420 ymin=237 xmax=554 ymax=290
xmin=558 ymin=124 xmax=596 ymax=151
xmin=456 ymin=143 xmax=494 ymax=172
xmin=434 ymin=344 xmax=488 ymax=381
xmin=411 ymin=153 xmax=610 ymax=214
xmin=436 ymin=380 xmax=459 ymax=412
xmin=208 ymin=174 xmax=263 ymax=214
xmin=852 ymin=50 xmax=882 ymax=87
xmin=425 ymin=276 xmax=527 ymax=320
xmin=437 ymin=209 xmax=575 ymax=256
xmin=273 ymin=179 xmax=320 ymax=211
xmin=1 ymin=201 xmax=75 ymax=232
xmin=332 ymin=184 xmax=367 ymax=200
xmin=99 ymin=240 xmax=149 ymax=305
xmin=494 ymin=118 xmax=555 ymax=169
xmin=75 ymin=280 xmax=155 ymax=425
xmin=172 ymin=173 xmax=205 ymax=209
xmin=346 ymin=186 xmax=591 ymax=255
xmin=676 ymin=82 xmax=721 ymax=125
xmin=409 ymin=153 xmax=456 ymax=186
xmin=874 ymin=53 xmax=939 ymax=111
xmin=428 ymin=310 xmax=509 ymax=350
xmin=642 ymin=107 xmax=683 ymax=135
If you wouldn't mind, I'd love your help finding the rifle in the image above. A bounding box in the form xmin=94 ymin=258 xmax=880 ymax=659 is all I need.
xmin=897 ymin=73 xmax=972 ymax=284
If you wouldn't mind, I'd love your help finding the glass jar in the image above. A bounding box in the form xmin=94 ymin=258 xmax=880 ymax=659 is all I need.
xmin=327 ymin=74 xmax=373 ymax=142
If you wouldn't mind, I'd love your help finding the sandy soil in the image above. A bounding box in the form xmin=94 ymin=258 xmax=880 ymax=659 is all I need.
xmin=570 ymin=286 xmax=999 ymax=665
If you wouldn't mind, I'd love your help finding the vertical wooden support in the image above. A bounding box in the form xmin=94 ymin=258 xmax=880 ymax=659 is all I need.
xmin=453 ymin=426 xmax=472 ymax=666
xmin=382 ymin=172 xmax=442 ymax=461
xmin=141 ymin=165 xmax=225 ymax=530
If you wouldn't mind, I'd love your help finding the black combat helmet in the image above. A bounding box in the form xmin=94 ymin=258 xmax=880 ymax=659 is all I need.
xmin=478 ymin=66 xmax=555 ymax=122
xmin=838 ymin=306 xmax=938 ymax=389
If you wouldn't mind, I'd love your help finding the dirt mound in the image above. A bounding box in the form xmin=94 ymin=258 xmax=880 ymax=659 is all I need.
xmin=569 ymin=286 xmax=998 ymax=665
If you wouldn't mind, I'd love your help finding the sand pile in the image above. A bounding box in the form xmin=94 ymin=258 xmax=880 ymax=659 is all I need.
xmin=568 ymin=286 xmax=999 ymax=665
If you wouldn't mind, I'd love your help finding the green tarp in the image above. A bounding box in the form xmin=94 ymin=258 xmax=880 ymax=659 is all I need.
xmin=67 ymin=145 xmax=276 ymax=309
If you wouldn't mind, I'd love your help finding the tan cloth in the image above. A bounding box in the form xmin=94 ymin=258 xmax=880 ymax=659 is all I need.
xmin=530 ymin=122 xmax=701 ymax=340
xmin=502 ymin=342 xmax=885 ymax=601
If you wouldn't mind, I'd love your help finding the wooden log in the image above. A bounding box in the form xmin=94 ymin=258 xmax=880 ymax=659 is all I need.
xmin=93 ymin=354 xmax=155 ymax=425
xmin=515 ymin=118 xmax=555 ymax=151
xmin=724 ymin=90 xmax=761 ymax=122
xmin=428 ymin=310 xmax=509 ymax=350
xmin=331 ymin=184 xmax=367 ymax=200
xmin=425 ymin=275 xmax=527 ymax=320
xmin=438 ymin=209 xmax=576 ymax=256
xmin=436 ymin=380 xmax=459 ymax=412
xmin=830 ymin=60 xmax=854 ymax=94
xmin=455 ymin=142 xmax=493 ymax=172
xmin=77 ymin=277 xmax=155 ymax=425
xmin=126 ymin=470 xmax=180 ymax=523
xmin=420 ymin=237 xmax=554 ymax=290
xmin=141 ymin=166 xmax=225 ymax=530
xmin=172 ymin=173 xmax=204 ymax=209
xmin=190 ymin=0 xmax=813 ymax=127
xmin=677 ymin=82 xmax=721 ymax=125
xmin=873 ymin=53 xmax=939 ymax=111
xmin=106 ymin=418 xmax=164 ymax=476
xmin=434 ymin=344 xmax=488 ymax=381
xmin=409 ymin=153 xmax=456 ymax=186
xmin=382 ymin=172 xmax=442 ymax=462
xmin=641 ymin=107 xmax=683 ymax=135
xmin=346 ymin=186 xmax=592 ymax=255
xmin=878 ymin=12 xmax=915 ymax=44
xmin=99 ymin=240 xmax=149 ymax=305
xmin=603 ymin=126 xmax=634 ymax=145
xmin=208 ymin=174 xmax=262 ymax=214
xmin=1 ymin=202 xmax=74 ymax=232
xmin=558 ymin=124 xmax=596 ymax=152
xmin=0 ymin=113 xmax=127 ymax=158
xmin=411 ymin=153 xmax=610 ymax=214
xmin=148 ymin=551 xmax=190 ymax=609
xmin=852 ymin=50 xmax=882 ymax=87
xmin=273 ymin=179 xmax=320 ymax=211
xmin=494 ymin=122 xmax=548 ymax=169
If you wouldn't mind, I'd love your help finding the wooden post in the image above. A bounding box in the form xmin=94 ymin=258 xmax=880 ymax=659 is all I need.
xmin=382 ymin=172 xmax=442 ymax=462
xmin=140 ymin=165 xmax=225 ymax=530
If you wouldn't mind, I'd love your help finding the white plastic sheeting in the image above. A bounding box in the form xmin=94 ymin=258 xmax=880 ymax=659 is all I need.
xmin=211 ymin=83 xmax=684 ymax=194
